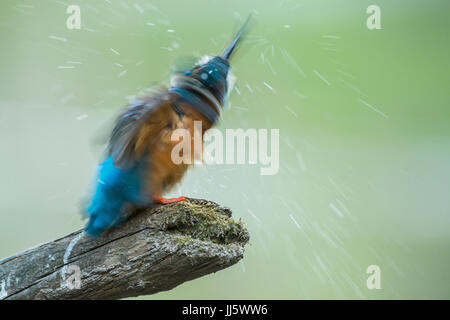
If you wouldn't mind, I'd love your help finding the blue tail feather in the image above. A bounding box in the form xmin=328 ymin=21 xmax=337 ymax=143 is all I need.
xmin=84 ymin=155 xmax=151 ymax=237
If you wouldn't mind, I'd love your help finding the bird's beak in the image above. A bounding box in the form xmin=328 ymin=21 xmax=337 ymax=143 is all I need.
xmin=221 ymin=14 xmax=252 ymax=61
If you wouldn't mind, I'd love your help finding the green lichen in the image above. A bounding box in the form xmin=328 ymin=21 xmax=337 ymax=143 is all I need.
xmin=163 ymin=199 xmax=250 ymax=246
xmin=172 ymin=235 xmax=197 ymax=247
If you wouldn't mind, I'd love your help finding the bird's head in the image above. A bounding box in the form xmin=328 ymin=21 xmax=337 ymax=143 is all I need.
xmin=169 ymin=15 xmax=251 ymax=124
xmin=183 ymin=56 xmax=230 ymax=107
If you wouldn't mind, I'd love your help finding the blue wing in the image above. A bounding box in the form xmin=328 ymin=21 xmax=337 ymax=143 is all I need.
xmin=84 ymin=92 xmax=173 ymax=236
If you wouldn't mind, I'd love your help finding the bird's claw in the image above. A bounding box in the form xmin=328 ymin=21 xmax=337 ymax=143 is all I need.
xmin=153 ymin=196 xmax=187 ymax=204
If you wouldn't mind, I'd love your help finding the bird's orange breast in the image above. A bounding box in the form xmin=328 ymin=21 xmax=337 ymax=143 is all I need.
xmin=136 ymin=100 xmax=213 ymax=198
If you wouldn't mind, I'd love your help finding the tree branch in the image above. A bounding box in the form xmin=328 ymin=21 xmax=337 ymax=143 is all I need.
xmin=0 ymin=198 xmax=249 ymax=300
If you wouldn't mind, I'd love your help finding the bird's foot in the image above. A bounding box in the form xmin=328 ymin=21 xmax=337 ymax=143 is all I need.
xmin=153 ymin=196 xmax=186 ymax=204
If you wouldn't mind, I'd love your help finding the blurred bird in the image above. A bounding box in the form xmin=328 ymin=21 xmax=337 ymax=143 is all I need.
xmin=84 ymin=16 xmax=251 ymax=236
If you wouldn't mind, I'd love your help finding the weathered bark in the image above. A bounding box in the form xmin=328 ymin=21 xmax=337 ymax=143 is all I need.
xmin=0 ymin=198 xmax=249 ymax=300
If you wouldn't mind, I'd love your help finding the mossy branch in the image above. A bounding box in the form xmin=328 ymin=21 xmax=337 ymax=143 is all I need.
xmin=0 ymin=198 xmax=249 ymax=300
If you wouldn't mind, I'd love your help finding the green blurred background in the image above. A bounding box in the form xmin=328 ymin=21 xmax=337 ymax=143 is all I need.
xmin=1 ymin=0 xmax=449 ymax=299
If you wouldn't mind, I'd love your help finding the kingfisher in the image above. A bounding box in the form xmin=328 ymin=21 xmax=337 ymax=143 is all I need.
xmin=84 ymin=16 xmax=251 ymax=236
